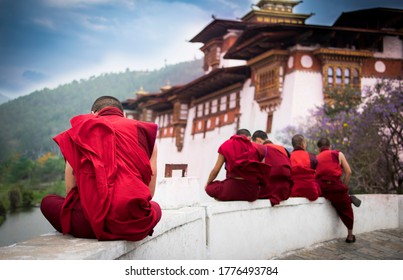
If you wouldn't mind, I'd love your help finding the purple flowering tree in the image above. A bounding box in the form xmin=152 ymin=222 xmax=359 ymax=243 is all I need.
xmin=279 ymin=80 xmax=402 ymax=194
xmin=352 ymin=80 xmax=403 ymax=193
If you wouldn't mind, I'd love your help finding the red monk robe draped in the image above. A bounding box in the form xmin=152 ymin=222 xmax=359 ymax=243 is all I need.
xmin=53 ymin=107 xmax=161 ymax=241
xmin=315 ymin=148 xmax=354 ymax=230
xmin=205 ymin=135 xmax=271 ymax=202
xmin=259 ymin=145 xmax=293 ymax=205
xmin=290 ymin=149 xmax=321 ymax=201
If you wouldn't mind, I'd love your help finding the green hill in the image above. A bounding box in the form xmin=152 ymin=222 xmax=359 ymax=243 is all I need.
xmin=0 ymin=59 xmax=203 ymax=162
xmin=0 ymin=93 xmax=9 ymax=105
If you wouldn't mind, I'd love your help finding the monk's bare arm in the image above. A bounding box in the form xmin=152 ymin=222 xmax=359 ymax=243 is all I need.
xmin=339 ymin=152 xmax=352 ymax=185
xmin=206 ymin=154 xmax=225 ymax=186
xmin=65 ymin=161 xmax=76 ymax=194
xmin=148 ymin=144 xmax=158 ymax=197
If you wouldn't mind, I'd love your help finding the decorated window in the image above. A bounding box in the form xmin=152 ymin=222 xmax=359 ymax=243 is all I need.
xmin=220 ymin=96 xmax=227 ymax=111
xmin=180 ymin=104 xmax=188 ymax=120
xmin=325 ymin=65 xmax=360 ymax=88
xmin=211 ymin=99 xmax=218 ymax=114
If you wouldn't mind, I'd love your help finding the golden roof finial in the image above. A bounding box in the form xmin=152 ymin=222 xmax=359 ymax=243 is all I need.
xmin=136 ymin=86 xmax=148 ymax=96
xmin=160 ymin=80 xmax=172 ymax=92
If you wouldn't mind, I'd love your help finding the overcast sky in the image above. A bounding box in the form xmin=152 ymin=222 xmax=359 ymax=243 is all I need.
xmin=1 ymin=0 xmax=402 ymax=99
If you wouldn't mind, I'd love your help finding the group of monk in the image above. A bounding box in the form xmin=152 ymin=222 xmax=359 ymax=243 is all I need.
xmin=40 ymin=95 xmax=360 ymax=245
xmin=205 ymin=129 xmax=361 ymax=243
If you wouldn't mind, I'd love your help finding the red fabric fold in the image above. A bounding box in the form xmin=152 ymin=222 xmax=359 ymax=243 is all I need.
xmin=290 ymin=150 xmax=321 ymax=201
xmin=53 ymin=107 xmax=161 ymax=241
xmin=259 ymin=145 xmax=293 ymax=205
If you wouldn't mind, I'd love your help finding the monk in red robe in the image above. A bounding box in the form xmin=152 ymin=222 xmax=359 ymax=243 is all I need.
xmin=252 ymin=130 xmax=290 ymax=158
xmin=40 ymin=96 xmax=161 ymax=241
xmin=205 ymin=129 xmax=271 ymax=202
xmin=290 ymin=134 xmax=321 ymax=201
xmin=252 ymin=130 xmax=293 ymax=205
xmin=315 ymin=137 xmax=359 ymax=243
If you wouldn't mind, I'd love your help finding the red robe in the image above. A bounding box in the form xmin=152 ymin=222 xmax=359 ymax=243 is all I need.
xmin=290 ymin=149 xmax=321 ymax=201
xmin=205 ymin=135 xmax=271 ymax=202
xmin=264 ymin=142 xmax=289 ymax=157
xmin=316 ymin=148 xmax=354 ymax=230
xmin=53 ymin=107 xmax=161 ymax=241
xmin=259 ymin=145 xmax=293 ymax=205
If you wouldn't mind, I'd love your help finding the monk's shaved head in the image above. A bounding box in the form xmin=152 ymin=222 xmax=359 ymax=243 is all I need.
xmin=91 ymin=96 xmax=124 ymax=113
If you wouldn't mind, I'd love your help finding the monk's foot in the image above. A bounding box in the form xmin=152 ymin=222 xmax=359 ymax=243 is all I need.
xmin=345 ymin=235 xmax=356 ymax=243
xmin=350 ymin=195 xmax=361 ymax=207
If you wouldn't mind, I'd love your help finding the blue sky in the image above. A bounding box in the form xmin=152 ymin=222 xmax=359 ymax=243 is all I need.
xmin=1 ymin=0 xmax=402 ymax=99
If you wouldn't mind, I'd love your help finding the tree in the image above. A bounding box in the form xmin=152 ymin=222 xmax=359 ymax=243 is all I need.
xmin=8 ymin=187 xmax=21 ymax=211
xmin=352 ymin=80 xmax=403 ymax=193
xmin=279 ymin=80 xmax=402 ymax=194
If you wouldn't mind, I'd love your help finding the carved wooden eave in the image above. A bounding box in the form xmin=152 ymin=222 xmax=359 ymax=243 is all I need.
xmin=248 ymin=49 xmax=289 ymax=67
xmin=242 ymin=0 xmax=312 ymax=24
xmin=225 ymin=24 xmax=398 ymax=61
xmin=257 ymin=96 xmax=282 ymax=113
xmin=242 ymin=10 xmax=312 ymax=24
xmin=189 ymin=19 xmax=246 ymax=44
xmin=256 ymin=0 xmax=303 ymax=9
xmin=333 ymin=8 xmax=403 ymax=32
xmin=122 ymin=93 xmax=156 ymax=111
xmin=313 ymin=48 xmax=373 ymax=64
xmin=143 ymin=97 xmax=172 ymax=112
xmin=174 ymin=65 xmax=251 ymax=101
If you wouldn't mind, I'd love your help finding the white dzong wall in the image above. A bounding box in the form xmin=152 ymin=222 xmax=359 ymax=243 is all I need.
xmin=271 ymin=70 xmax=324 ymax=143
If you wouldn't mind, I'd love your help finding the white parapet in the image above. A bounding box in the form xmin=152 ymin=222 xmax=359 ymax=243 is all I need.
xmin=153 ymin=176 xmax=203 ymax=209
xmin=0 ymin=177 xmax=401 ymax=260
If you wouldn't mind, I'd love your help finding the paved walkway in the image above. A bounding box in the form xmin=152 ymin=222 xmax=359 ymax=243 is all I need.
xmin=274 ymin=228 xmax=403 ymax=260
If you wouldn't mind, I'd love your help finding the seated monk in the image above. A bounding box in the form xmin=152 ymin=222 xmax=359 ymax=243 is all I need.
xmin=315 ymin=137 xmax=360 ymax=243
xmin=252 ymin=130 xmax=293 ymax=205
xmin=40 ymin=96 xmax=161 ymax=241
xmin=289 ymin=134 xmax=321 ymax=201
xmin=252 ymin=130 xmax=290 ymax=158
xmin=205 ymin=129 xmax=271 ymax=202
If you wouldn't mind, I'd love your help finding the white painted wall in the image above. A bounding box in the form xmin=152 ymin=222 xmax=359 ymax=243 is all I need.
xmin=374 ymin=36 xmax=403 ymax=59
xmin=272 ymin=71 xmax=323 ymax=142
xmin=1 ymin=177 xmax=401 ymax=260
xmin=238 ymin=79 xmax=268 ymax=135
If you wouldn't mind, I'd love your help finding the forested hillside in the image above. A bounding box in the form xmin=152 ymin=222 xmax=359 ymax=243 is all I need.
xmin=0 ymin=59 xmax=203 ymax=162
xmin=0 ymin=93 xmax=9 ymax=105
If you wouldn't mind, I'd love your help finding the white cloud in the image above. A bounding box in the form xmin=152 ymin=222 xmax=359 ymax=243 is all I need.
xmin=32 ymin=17 xmax=56 ymax=29
xmin=43 ymin=0 xmax=117 ymax=8
xmin=82 ymin=15 xmax=113 ymax=31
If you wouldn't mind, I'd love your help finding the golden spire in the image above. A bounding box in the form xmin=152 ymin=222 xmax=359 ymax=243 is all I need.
xmin=136 ymin=86 xmax=148 ymax=96
xmin=160 ymin=80 xmax=172 ymax=92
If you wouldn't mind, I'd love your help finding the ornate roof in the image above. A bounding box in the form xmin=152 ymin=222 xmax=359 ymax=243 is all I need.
xmin=122 ymin=66 xmax=250 ymax=112
xmin=333 ymin=8 xmax=403 ymax=31
xmin=189 ymin=19 xmax=246 ymax=44
xmin=224 ymin=23 xmax=403 ymax=60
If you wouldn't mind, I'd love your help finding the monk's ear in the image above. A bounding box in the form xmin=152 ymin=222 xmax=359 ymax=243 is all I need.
xmin=247 ymin=136 xmax=252 ymax=141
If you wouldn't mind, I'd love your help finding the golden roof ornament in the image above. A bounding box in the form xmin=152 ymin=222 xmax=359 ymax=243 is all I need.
xmin=136 ymin=86 xmax=148 ymax=96
xmin=160 ymin=80 xmax=172 ymax=92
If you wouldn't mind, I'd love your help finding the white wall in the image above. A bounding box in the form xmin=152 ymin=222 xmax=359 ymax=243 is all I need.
xmin=375 ymin=36 xmax=403 ymax=59
xmin=1 ymin=178 xmax=401 ymax=260
xmin=272 ymin=70 xmax=323 ymax=142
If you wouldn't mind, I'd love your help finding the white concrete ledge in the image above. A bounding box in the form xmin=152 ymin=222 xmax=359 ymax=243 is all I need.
xmin=0 ymin=177 xmax=402 ymax=260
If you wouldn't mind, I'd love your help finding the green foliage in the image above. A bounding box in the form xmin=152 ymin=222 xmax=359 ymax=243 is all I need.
xmin=22 ymin=189 xmax=35 ymax=208
xmin=0 ymin=201 xmax=5 ymax=214
xmin=323 ymin=86 xmax=362 ymax=117
xmin=0 ymin=59 xmax=203 ymax=162
xmin=0 ymin=154 xmax=66 ymax=213
xmin=8 ymin=187 xmax=21 ymax=211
